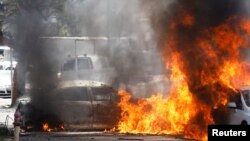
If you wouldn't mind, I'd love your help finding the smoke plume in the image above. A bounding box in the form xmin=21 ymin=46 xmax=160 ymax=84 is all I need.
xmin=5 ymin=0 xmax=167 ymax=129
xmin=143 ymin=0 xmax=250 ymax=139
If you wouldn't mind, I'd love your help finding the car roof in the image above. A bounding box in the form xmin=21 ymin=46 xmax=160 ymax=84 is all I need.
xmin=57 ymin=80 xmax=111 ymax=89
xmin=71 ymin=54 xmax=107 ymax=62
xmin=63 ymin=54 xmax=108 ymax=63
xmin=239 ymin=86 xmax=250 ymax=91
xmin=0 ymin=46 xmax=10 ymax=50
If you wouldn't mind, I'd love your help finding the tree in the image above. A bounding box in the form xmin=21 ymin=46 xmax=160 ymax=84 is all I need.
xmin=2 ymin=0 xmax=67 ymax=106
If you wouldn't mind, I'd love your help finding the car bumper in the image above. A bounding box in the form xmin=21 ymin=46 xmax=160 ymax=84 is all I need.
xmin=0 ymin=85 xmax=11 ymax=98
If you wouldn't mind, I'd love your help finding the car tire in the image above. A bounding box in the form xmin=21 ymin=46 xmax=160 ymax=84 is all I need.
xmin=241 ymin=121 xmax=248 ymax=125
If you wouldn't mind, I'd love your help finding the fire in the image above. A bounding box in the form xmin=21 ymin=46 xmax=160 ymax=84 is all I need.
xmin=118 ymin=82 xmax=195 ymax=135
xmin=42 ymin=123 xmax=52 ymax=132
xmin=42 ymin=122 xmax=64 ymax=132
xmin=116 ymin=16 xmax=250 ymax=140
xmin=182 ymin=14 xmax=194 ymax=27
xmin=59 ymin=123 xmax=65 ymax=130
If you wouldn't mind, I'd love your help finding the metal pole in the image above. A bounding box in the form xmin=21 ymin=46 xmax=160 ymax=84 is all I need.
xmin=10 ymin=47 xmax=13 ymax=99
xmin=106 ymin=0 xmax=110 ymax=57
xmin=13 ymin=125 xmax=20 ymax=141
xmin=74 ymin=40 xmax=78 ymax=72
xmin=14 ymin=109 xmax=21 ymax=141
xmin=93 ymin=40 xmax=96 ymax=54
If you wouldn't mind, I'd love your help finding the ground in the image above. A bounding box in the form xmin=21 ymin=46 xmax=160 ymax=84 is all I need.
xmin=0 ymin=98 xmax=14 ymax=141
xmin=19 ymin=132 xmax=191 ymax=141
xmin=0 ymin=98 xmax=14 ymax=130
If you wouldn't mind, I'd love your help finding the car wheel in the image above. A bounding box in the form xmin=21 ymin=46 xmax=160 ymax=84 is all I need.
xmin=241 ymin=121 xmax=248 ymax=125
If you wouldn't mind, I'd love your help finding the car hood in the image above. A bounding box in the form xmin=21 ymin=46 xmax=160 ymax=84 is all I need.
xmin=0 ymin=71 xmax=11 ymax=86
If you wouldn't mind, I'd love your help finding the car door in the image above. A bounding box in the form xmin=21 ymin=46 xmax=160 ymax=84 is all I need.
xmin=52 ymin=87 xmax=93 ymax=130
xmin=91 ymin=87 xmax=120 ymax=129
xmin=228 ymin=93 xmax=246 ymax=124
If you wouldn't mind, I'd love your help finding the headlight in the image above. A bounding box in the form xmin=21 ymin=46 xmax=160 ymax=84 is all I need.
xmin=57 ymin=72 xmax=62 ymax=78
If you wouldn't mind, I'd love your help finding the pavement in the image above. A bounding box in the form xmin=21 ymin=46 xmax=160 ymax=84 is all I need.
xmin=0 ymin=98 xmax=14 ymax=141
xmin=0 ymin=98 xmax=15 ymax=130
xmin=19 ymin=132 xmax=192 ymax=141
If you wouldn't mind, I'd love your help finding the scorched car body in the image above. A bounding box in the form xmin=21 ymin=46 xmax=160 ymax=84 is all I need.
xmin=15 ymin=80 xmax=121 ymax=131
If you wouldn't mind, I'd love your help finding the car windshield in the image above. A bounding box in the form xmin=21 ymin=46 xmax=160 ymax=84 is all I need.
xmin=242 ymin=90 xmax=250 ymax=107
xmin=62 ymin=57 xmax=93 ymax=71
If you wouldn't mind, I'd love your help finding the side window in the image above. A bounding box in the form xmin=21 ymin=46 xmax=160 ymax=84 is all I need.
xmin=92 ymin=87 xmax=115 ymax=101
xmin=242 ymin=90 xmax=250 ymax=107
xmin=235 ymin=93 xmax=243 ymax=109
xmin=58 ymin=87 xmax=90 ymax=101
xmin=229 ymin=92 xmax=242 ymax=109
xmin=63 ymin=59 xmax=75 ymax=71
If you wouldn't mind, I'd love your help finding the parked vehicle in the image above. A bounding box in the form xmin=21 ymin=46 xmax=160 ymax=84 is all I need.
xmin=0 ymin=46 xmax=17 ymax=70
xmin=57 ymin=54 xmax=117 ymax=86
xmin=227 ymin=86 xmax=250 ymax=125
xmin=14 ymin=80 xmax=121 ymax=131
xmin=0 ymin=62 xmax=17 ymax=98
xmin=0 ymin=70 xmax=12 ymax=98
xmin=0 ymin=61 xmax=17 ymax=70
xmin=0 ymin=46 xmax=17 ymax=99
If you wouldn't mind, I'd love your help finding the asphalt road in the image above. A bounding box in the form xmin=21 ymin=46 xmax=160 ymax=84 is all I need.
xmin=0 ymin=98 xmax=14 ymax=129
xmin=19 ymin=132 xmax=192 ymax=141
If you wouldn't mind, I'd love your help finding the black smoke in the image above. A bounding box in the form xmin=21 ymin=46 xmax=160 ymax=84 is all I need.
xmin=6 ymin=0 xmax=166 ymax=130
xmin=8 ymin=0 xmax=61 ymax=113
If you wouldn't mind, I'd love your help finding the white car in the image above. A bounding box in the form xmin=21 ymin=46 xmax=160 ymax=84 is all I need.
xmin=0 ymin=61 xmax=17 ymax=70
xmin=0 ymin=70 xmax=12 ymax=98
xmin=227 ymin=86 xmax=250 ymax=125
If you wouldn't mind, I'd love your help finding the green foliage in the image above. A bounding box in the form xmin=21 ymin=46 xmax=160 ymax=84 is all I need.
xmin=2 ymin=0 xmax=67 ymax=36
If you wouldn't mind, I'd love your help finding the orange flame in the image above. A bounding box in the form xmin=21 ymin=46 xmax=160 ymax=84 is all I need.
xmin=116 ymin=17 xmax=250 ymax=141
xmin=59 ymin=123 xmax=65 ymax=130
xmin=42 ymin=122 xmax=64 ymax=132
xmin=182 ymin=14 xmax=195 ymax=26
xmin=42 ymin=123 xmax=52 ymax=132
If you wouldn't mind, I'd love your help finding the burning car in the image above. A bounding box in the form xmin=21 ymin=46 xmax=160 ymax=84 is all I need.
xmin=14 ymin=80 xmax=121 ymax=132
xmin=227 ymin=86 xmax=250 ymax=125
